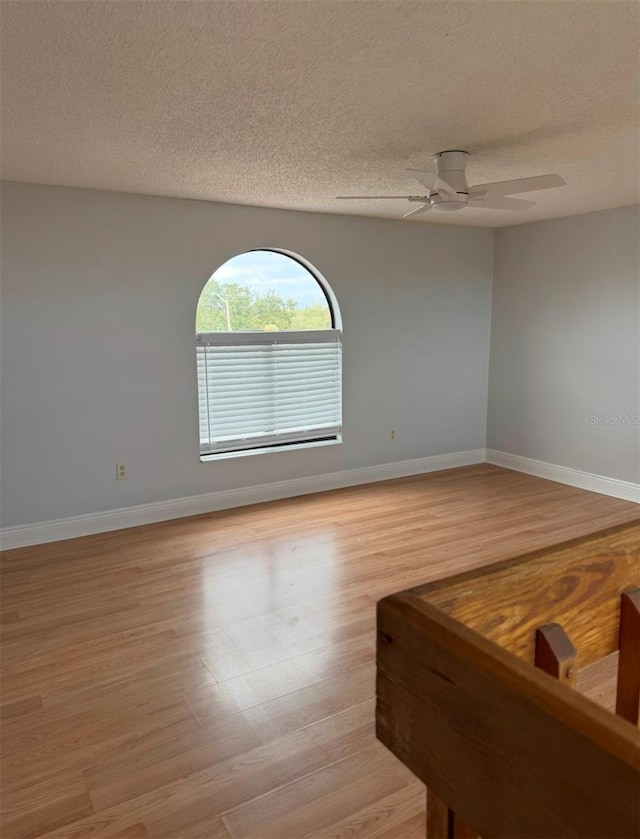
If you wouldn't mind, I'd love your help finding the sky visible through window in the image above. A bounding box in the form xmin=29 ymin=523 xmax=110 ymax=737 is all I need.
xmin=213 ymin=251 xmax=326 ymax=308
xmin=196 ymin=250 xmax=332 ymax=332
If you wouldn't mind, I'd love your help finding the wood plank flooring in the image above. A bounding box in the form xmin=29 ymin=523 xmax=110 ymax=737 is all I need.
xmin=1 ymin=464 xmax=637 ymax=839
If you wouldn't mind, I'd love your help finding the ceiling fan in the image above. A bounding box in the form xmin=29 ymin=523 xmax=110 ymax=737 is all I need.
xmin=336 ymin=150 xmax=566 ymax=217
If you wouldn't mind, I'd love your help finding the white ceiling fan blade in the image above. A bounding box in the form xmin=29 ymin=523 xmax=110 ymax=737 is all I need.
xmin=402 ymin=204 xmax=431 ymax=218
xmin=469 ymin=195 xmax=536 ymax=211
xmin=405 ymin=169 xmax=438 ymax=191
xmin=406 ymin=169 xmax=457 ymax=201
xmin=336 ymin=195 xmax=415 ymax=200
xmin=469 ymin=174 xmax=566 ymax=196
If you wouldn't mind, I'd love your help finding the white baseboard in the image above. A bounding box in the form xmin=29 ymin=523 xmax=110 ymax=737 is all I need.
xmin=0 ymin=449 xmax=486 ymax=550
xmin=5 ymin=448 xmax=634 ymax=551
xmin=486 ymin=449 xmax=640 ymax=504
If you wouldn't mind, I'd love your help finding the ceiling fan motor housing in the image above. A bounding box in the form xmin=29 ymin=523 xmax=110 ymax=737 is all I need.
xmin=431 ymin=150 xmax=470 ymax=210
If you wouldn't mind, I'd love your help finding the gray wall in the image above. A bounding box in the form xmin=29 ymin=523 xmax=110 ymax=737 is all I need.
xmin=488 ymin=205 xmax=640 ymax=482
xmin=0 ymin=182 xmax=494 ymax=527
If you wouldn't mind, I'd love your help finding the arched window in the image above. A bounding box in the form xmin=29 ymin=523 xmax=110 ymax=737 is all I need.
xmin=196 ymin=249 xmax=342 ymax=459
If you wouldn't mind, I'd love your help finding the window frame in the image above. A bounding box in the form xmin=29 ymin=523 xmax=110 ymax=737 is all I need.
xmin=195 ymin=249 xmax=343 ymax=461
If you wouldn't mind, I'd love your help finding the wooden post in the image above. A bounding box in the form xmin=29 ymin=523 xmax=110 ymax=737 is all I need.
xmin=426 ymin=790 xmax=478 ymax=838
xmin=453 ymin=813 xmax=479 ymax=838
xmin=427 ymin=790 xmax=450 ymax=839
xmin=535 ymin=623 xmax=577 ymax=686
xmin=616 ymin=588 xmax=640 ymax=725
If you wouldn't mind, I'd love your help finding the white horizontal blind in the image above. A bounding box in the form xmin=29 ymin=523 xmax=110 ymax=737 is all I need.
xmin=196 ymin=330 xmax=342 ymax=455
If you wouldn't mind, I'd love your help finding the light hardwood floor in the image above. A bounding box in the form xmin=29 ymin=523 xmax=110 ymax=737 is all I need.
xmin=1 ymin=464 xmax=638 ymax=839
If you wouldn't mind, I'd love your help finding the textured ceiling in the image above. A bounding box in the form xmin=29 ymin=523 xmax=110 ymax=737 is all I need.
xmin=1 ymin=0 xmax=638 ymax=227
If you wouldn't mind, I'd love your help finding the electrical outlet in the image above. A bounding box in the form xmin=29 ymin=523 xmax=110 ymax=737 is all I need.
xmin=116 ymin=463 xmax=128 ymax=480
xmin=388 ymin=430 xmax=396 ymax=441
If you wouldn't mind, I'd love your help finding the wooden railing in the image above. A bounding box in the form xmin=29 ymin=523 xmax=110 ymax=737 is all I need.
xmin=376 ymin=521 xmax=640 ymax=838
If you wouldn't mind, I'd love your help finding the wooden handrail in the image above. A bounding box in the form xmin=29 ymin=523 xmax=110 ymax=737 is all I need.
xmin=616 ymin=588 xmax=640 ymax=725
xmin=376 ymin=520 xmax=640 ymax=839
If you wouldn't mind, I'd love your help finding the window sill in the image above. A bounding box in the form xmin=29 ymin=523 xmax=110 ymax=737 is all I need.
xmin=200 ymin=436 xmax=342 ymax=463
